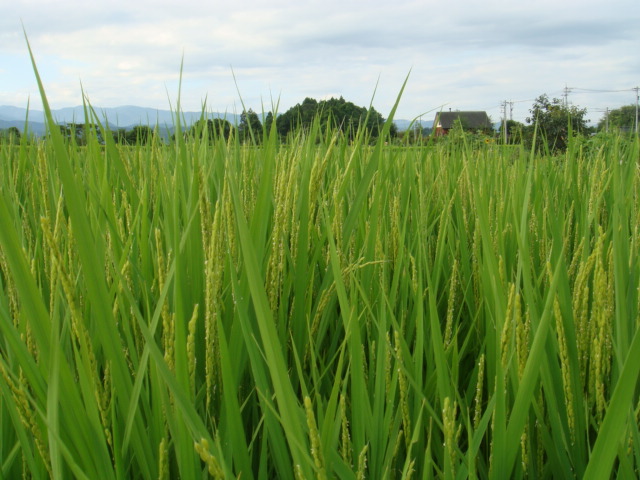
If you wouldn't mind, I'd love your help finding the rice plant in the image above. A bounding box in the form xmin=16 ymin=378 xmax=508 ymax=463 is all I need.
xmin=0 ymin=52 xmax=639 ymax=478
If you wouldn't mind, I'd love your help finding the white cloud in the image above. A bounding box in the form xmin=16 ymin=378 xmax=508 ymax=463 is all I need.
xmin=1 ymin=0 xmax=638 ymax=123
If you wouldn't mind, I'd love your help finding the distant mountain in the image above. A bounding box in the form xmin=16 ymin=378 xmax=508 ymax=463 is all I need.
xmin=0 ymin=119 xmax=47 ymax=136
xmin=1 ymin=104 xmax=426 ymax=136
xmin=0 ymin=105 xmax=43 ymax=122
xmin=393 ymin=118 xmax=434 ymax=132
xmin=0 ymin=105 xmax=240 ymax=135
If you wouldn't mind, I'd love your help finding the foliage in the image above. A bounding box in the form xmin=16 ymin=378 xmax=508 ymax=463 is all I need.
xmin=52 ymin=122 xmax=119 ymax=145
xmin=110 ymin=125 xmax=157 ymax=145
xmin=0 ymin=126 xmax=21 ymax=143
xmin=264 ymin=111 xmax=275 ymax=135
xmin=399 ymin=123 xmax=433 ymax=144
xmin=275 ymin=96 xmax=395 ymax=140
xmin=55 ymin=123 xmax=90 ymax=145
xmin=127 ymin=125 xmax=154 ymax=144
xmin=447 ymin=117 xmax=468 ymax=140
xmin=112 ymin=127 xmax=129 ymax=144
xmin=498 ymin=119 xmax=526 ymax=144
xmin=275 ymin=97 xmax=318 ymax=137
xmin=188 ymin=118 xmax=235 ymax=143
xmin=598 ymin=104 xmax=638 ymax=132
xmin=238 ymin=108 xmax=263 ymax=143
xmin=2 ymin=57 xmax=640 ymax=477
xmin=525 ymin=94 xmax=589 ymax=152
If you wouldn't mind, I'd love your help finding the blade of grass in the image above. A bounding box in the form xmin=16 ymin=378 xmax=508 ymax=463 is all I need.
xmin=583 ymin=324 xmax=640 ymax=479
xmin=226 ymin=155 xmax=313 ymax=478
xmin=23 ymin=30 xmax=155 ymax=477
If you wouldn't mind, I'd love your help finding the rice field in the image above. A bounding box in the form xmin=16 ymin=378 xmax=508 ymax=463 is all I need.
xmin=1 ymin=60 xmax=640 ymax=478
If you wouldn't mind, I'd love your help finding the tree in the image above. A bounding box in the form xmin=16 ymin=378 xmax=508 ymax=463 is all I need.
xmin=113 ymin=128 xmax=129 ymax=144
xmin=525 ymin=95 xmax=588 ymax=152
xmin=54 ymin=124 xmax=75 ymax=144
xmin=189 ymin=118 xmax=235 ymax=143
xmin=498 ymin=120 xmax=525 ymax=144
xmin=276 ymin=97 xmax=318 ymax=137
xmin=264 ymin=112 xmax=275 ymax=135
xmin=597 ymin=105 xmax=637 ymax=133
xmin=0 ymin=126 xmax=21 ymax=143
xmin=52 ymin=122 xmax=108 ymax=145
xmin=238 ymin=109 xmax=262 ymax=143
xmin=274 ymin=96 xmax=395 ymax=140
xmin=126 ymin=125 xmax=154 ymax=144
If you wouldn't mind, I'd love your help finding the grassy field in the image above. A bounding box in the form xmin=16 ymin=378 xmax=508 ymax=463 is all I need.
xmin=1 ymin=63 xmax=640 ymax=478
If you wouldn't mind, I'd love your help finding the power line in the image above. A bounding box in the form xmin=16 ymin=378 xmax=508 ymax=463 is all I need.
xmin=570 ymin=87 xmax=635 ymax=93
xmin=511 ymin=98 xmax=537 ymax=104
xmin=449 ymin=85 xmax=638 ymax=127
xmin=563 ymin=85 xmax=571 ymax=106
xmin=554 ymin=85 xmax=640 ymax=129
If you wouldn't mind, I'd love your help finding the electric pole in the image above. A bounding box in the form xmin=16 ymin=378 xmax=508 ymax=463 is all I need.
xmin=634 ymin=86 xmax=639 ymax=135
xmin=563 ymin=85 xmax=571 ymax=107
xmin=501 ymin=101 xmax=508 ymax=144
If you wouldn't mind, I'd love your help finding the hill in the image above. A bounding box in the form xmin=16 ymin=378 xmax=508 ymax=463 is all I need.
xmin=1 ymin=104 xmax=423 ymax=136
xmin=0 ymin=105 xmax=240 ymax=137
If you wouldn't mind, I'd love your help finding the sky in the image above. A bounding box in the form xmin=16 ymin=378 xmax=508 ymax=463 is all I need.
xmin=2 ymin=0 xmax=639 ymax=125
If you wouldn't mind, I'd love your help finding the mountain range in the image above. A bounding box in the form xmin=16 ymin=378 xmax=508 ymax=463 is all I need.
xmin=0 ymin=105 xmax=242 ymax=137
xmin=0 ymin=105 xmax=430 ymax=137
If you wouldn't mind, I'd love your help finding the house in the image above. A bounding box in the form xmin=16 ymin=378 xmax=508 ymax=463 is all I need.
xmin=433 ymin=110 xmax=493 ymax=136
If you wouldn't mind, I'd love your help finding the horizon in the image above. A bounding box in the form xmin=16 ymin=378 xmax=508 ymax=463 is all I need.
xmin=2 ymin=0 xmax=639 ymax=126
xmin=0 ymin=101 xmax=630 ymax=129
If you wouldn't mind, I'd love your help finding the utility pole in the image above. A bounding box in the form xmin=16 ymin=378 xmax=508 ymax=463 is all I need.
xmin=634 ymin=86 xmax=639 ymax=135
xmin=501 ymin=101 xmax=508 ymax=144
xmin=563 ymin=85 xmax=571 ymax=107
xmin=605 ymin=107 xmax=609 ymax=133
xmin=500 ymin=100 xmax=514 ymax=144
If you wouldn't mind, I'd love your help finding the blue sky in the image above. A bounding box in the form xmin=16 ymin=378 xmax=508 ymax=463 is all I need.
xmin=2 ymin=0 xmax=639 ymax=124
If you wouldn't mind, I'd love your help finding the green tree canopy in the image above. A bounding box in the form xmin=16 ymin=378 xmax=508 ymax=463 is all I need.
xmin=597 ymin=104 xmax=637 ymax=132
xmin=0 ymin=126 xmax=21 ymax=143
xmin=275 ymin=96 xmax=394 ymax=140
xmin=525 ymin=94 xmax=589 ymax=152
xmin=55 ymin=123 xmax=88 ymax=145
xmin=275 ymin=97 xmax=318 ymax=138
xmin=498 ymin=120 xmax=526 ymax=145
xmin=113 ymin=128 xmax=129 ymax=144
xmin=238 ymin=109 xmax=263 ymax=144
xmin=264 ymin=112 xmax=275 ymax=135
xmin=52 ymin=122 xmax=109 ymax=145
xmin=189 ymin=118 xmax=235 ymax=143
xmin=126 ymin=125 xmax=154 ymax=144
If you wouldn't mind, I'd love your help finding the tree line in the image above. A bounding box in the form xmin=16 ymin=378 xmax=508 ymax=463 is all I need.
xmin=0 ymin=96 xmax=392 ymax=146
xmin=1 ymin=96 xmax=636 ymax=151
xmin=0 ymin=123 xmax=159 ymax=146
xmin=55 ymin=123 xmax=157 ymax=146
xmin=496 ymin=95 xmax=637 ymax=152
xmin=495 ymin=94 xmax=593 ymax=152
xmin=0 ymin=126 xmax=22 ymax=143
xmin=187 ymin=96 xmax=395 ymax=145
